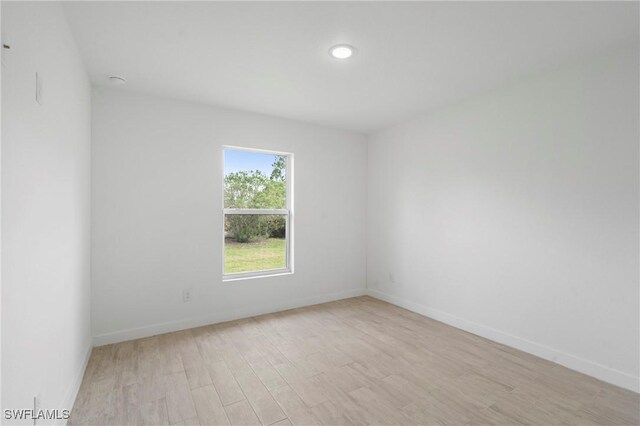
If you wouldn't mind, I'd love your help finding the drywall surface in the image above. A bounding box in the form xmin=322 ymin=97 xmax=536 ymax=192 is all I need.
xmin=0 ymin=1 xmax=4 ymax=415
xmin=2 ymin=1 xmax=92 ymax=421
xmin=367 ymin=45 xmax=639 ymax=391
xmin=91 ymin=88 xmax=367 ymax=344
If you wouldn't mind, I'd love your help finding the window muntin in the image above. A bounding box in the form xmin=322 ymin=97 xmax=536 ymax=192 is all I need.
xmin=223 ymin=147 xmax=292 ymax=279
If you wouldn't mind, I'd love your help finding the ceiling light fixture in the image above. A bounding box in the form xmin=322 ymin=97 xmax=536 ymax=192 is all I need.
xmin=108 ymin=75 xmax=127 ymax=86
xmin=329 ymin=44 xmax=355 ymax=59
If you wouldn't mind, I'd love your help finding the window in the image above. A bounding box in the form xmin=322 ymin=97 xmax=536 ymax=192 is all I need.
xmin=223 ymin=147 xmax=293 ymax=279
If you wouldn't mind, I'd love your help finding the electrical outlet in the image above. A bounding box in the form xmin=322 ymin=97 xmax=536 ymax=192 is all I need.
xmin=182 ymin=289 xmax=192 ymax=302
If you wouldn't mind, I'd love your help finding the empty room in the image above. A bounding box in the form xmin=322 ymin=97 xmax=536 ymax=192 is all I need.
xmin=1 ymin=1 xmax=639 ymax=425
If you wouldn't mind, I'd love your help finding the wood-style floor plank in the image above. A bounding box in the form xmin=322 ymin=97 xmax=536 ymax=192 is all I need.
xmin=191 ymin=385 xmax=229 ymax=426
xmin=224 ymin=400 xmax=261 ymax=426
xmin=70 ymin=296 xmax=640 ymax=425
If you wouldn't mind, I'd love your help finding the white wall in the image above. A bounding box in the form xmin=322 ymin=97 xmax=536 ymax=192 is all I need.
xmin=0 ymin=1 xmax=4 ymax=414
xmin=1 ymin=1 xmax=92 ymax=422
xmin=91 ymin=88 xmax=367 ymax=344
xmin=367 ymin=45 xmax=639 ymax=392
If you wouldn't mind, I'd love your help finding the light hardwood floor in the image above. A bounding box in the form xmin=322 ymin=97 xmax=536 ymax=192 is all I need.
xmin=70 ymin=296 xmax=639 ymax=425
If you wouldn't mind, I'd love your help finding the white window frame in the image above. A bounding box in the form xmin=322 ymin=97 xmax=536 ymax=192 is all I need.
xmin=222 ymin=146 xmax=294 ymax=281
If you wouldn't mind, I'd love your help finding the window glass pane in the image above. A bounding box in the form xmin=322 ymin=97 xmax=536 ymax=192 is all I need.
xmin=224 ymin=214 xmax=287 ymax=274
xmin=224 ymin=149 xmax=287 ymax=209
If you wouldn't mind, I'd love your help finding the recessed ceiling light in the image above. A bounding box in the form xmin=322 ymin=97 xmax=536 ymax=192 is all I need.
xmin=108 ymin=76 xmax=127 ymax=86
xmin=329 ymin=44 xmax=355 ymax=59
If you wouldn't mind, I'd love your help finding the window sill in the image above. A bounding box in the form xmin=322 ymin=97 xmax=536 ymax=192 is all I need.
xmin=223 ymin=269 xmax=293 ymax=282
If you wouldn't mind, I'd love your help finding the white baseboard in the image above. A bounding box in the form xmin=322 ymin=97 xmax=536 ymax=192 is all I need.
xmin=93 ymin=288 xmax=367 ymax=346
xmin=366 ymin=288 xmax=639 ymax=393
xmin=59 ymin=342 xmax=92 ymax=425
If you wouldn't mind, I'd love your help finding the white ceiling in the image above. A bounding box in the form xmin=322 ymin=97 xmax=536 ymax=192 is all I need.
xmin=63 ymin=1 xmax=639 ymax=133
